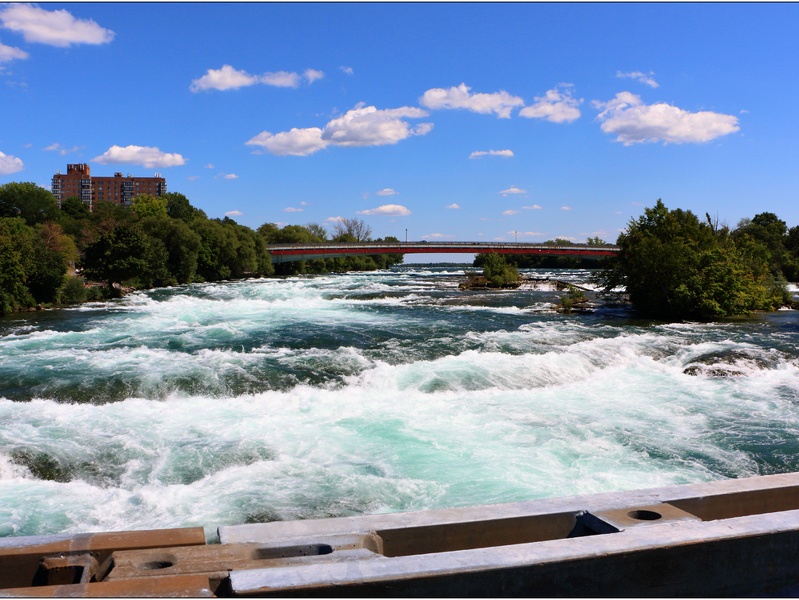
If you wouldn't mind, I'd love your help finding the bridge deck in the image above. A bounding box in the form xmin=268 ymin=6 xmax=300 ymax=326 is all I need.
xmin=266 ymin=242 xmax=619 ymax=263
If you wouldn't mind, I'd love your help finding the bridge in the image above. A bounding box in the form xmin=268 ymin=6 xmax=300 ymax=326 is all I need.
xmin=266 ymin=241 xmax=619 ymax=263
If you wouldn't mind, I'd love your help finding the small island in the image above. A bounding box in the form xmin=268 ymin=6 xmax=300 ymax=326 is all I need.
xmin=459 ymin=253 xmax=521 ymax=290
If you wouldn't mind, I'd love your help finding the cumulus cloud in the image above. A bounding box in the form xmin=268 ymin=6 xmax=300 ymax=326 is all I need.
xmin=190 ymin=65 xmax=258 ymax=92
xmin=340 ymin=66 xmax=354 ymax=75
xmin=519 ymin=84 xmax=582 ymax=123
xmin=593 ymin=91 xmax=740 ymax=145
xmin=500 ymin=186 xmax=527 ymax=196
xmin=191 ymin=65 xmax=323 ymax=92
xmin=0 ymin=150 xmax=23 ymax=175
xmin=225 ymin=210 xmax=243 ymax=217
xmin=617 ymin=70 xmax=659 ymax=88
xmin=357 ymin=204 xmax=411 ymax=216
xmin=523 ymin=204 xmax=542 ymax=210
xmin=322 ymin=104 xmax=432 ymax=146
xmin=260 ymin=70 xmax=300 ymax=88
xmin=469 ymin=149 xmax=514 ymax=159
xmin=92 ymin=145 xmax=186 ymax=168
xmin=424 ymin=233 xmax=455 ymax=240
xmin=245 ymin=128 xmax=327 ymax=157
xmin=247 ymin=104 xmax=433 ymax=156
xmin=376 ymin=188 xmax=398 ymax=196
xmin=304 ymin=68 xmax=324 ymax=84
xmin=447 ymin=203 xmax=461 ymax=209
xmin=215 ymin=172 xmax=238 ymax=180
xmin=561 ymin=206 xmax=573 ymax=211
xmin=420 ymin=83 xmax=524 ymax=118
xmin=0 ymin=41 xmax=28 ymax=62
xmin=0 ymin=4 xmax=114 ymax=47
xmin=503 ymin=209 xmax=520 ymax=216
xmin=43 ymin=142 xmax=79 ymax=156
xmin=326 ymin=216 xmax=346 ymax=223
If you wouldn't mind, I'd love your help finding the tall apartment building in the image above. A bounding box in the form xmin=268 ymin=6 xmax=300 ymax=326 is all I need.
xmin=51 ymin=163 xmax=167 ymax=210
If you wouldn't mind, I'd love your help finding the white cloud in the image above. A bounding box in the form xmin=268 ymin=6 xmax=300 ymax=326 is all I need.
xmin=593 ymin=91 xmax=740 ymax=145
xmin=0 ymin=150 xmax=23 ymax=175
xmin=617 ymin=70 xmax=659 ymax=88
xmin=376 ymin=188 xmax=398 ymax=196
xmin=322 ymin=104 xmax=432 ymax=147
xmin=247 ymin=104 xmax=433 ymax=156
xmin=92 ymin=145 xmax=186 ymax=168
xmin=519 ymin=84 xmax=582 ymax=123
xmin=500 ymin=186 xmax=527 ymax=196
xmin=326 ymin=216 xmax=346 ymax=223
xmin=304 ymin=68 xmax=324 ymax=84
xmin=225 ymin=210 xmax=243 ymax=217
xmin=503 ymin=209 xmax=520 ymax=216
xmin=0 ymin=41 xmax=27 ymax=62
xmin=217 ymin=173 xmax=238 ymax=180
xmin=447 ymin=203 xmax=461 ymax=209
xmin=260 ymin=70 xmax=300 ymax=88
xmin=424 ymin=233 xmax=455 ymax=240
xmin=43 ymin=142 xmax=79 ymax=156
xmin=191 ymin=65 xmax=322 ymax=92
xmin=561 ymin=206 xmax=573 ymax=211
xmin=283 ymin=207 xmax=304 ymax=213
xmin=469 ymin=149 xmax=514 ymax=159
xmin=340 ymin=66 xmax=354 ymax=75
xmin=357 ymin=204 xmax=411 ymax=216
xmin=204 ymin=163 xmax=214 ymax=169
xmin=523 ymin=204 xmax=542 ymax=210
xmin=190 ymin=65 xmax=258 ymax=92
xmin=246 ymin=127 xmax=327 ymax=156
xmin=420 ymin=83 xmax=524 ymax=118
xmin=0 ymin=4 xmax=114 ymax=47
xmin=187 ymin=175 xmax=200 ymax=181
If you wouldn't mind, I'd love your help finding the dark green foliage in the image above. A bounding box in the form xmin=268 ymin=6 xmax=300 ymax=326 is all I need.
xmin=59 ymin=196 xmax=90 ymax=219
xmin=80 ymin=222 xmax=150 ymax=290
xmin=57 ymin=276 xmax=88 ymax=305
xmin=165 ymin=192 xmax=205 ymax=222
xmin=140 ymin=216 xmax=202 ymax=285
xmin=600 ymin=200 xmax=788 ymax=320
xmin=0 ymin=182 xmax=59 ymax=225
xmin=481 ymin=252 xmax=520 ymax=286
xmin=0 ymin=217 xmax=36 ymax=314
xmin=27 ymin=235 xmax=68 ymax=303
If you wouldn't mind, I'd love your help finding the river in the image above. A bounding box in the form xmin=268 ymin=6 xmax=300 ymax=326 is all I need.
xmin=1 ymin=267 xmax=798 ymax=540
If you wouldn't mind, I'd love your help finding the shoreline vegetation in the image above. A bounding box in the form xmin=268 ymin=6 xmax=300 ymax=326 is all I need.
xmin=0 ymin=183 xmax=797 ymax=321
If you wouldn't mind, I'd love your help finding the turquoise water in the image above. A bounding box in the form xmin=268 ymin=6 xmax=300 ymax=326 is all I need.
xmin=1 ymin=267 xmax=799 ymax=539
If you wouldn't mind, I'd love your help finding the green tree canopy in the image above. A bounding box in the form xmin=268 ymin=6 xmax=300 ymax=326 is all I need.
xmin=601 ymin=200 xmax=787 ymax=320
xmin=481 ymin=252 xmax=520 ymax=286
xmin=131 ymin=194 xmax=168 ymax=219
xmin=0 ymin=182 xmax=59 ymax=226
xmin=80 ymin=222 xmax=150 ymax=292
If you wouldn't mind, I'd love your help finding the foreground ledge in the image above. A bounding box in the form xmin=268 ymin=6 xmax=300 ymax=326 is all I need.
xmin=4 ymin=473 xmax=799 ymax=596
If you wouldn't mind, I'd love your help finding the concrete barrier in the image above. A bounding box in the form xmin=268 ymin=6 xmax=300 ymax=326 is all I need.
xmin=4 ymin=473 xmax=799 ymax=596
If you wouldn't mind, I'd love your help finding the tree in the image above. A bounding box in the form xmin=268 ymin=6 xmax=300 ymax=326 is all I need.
xmin=306 ymin=222 xmax=328 ymax=241
xmin=0 ymin=182 xmax=59 ymax=226
xmin=165 ymin=192 xmax=205 ymax=222
xmin=482 ymin=252 xmax=520 ymax=286
xmin=131 ymin=194 xmax=168 ymax=219
xmin=332 ymin=218 xmax=372 ymax=241
xmin=140 ymin=216 xmax=202 ymax=284
xmin=0 ymin=217 xmax=36 ymax=313
xmin=600 ymin=200 xmax=787 ymax=320
xmin=80 ymin=222 xmax=150 ymax=292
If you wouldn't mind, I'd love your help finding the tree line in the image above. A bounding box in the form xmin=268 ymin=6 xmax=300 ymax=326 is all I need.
xmin=470 ymin=201 xmax=798 ymax=320
xmin=598 ymin=200 xmax=797 ymax=320
xmin=0 ymin=182 xmax=402 ymax=316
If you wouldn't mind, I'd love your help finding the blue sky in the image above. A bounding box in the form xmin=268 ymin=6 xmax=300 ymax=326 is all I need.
xmin=1 ymin=2 xmax=798 ymax=252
